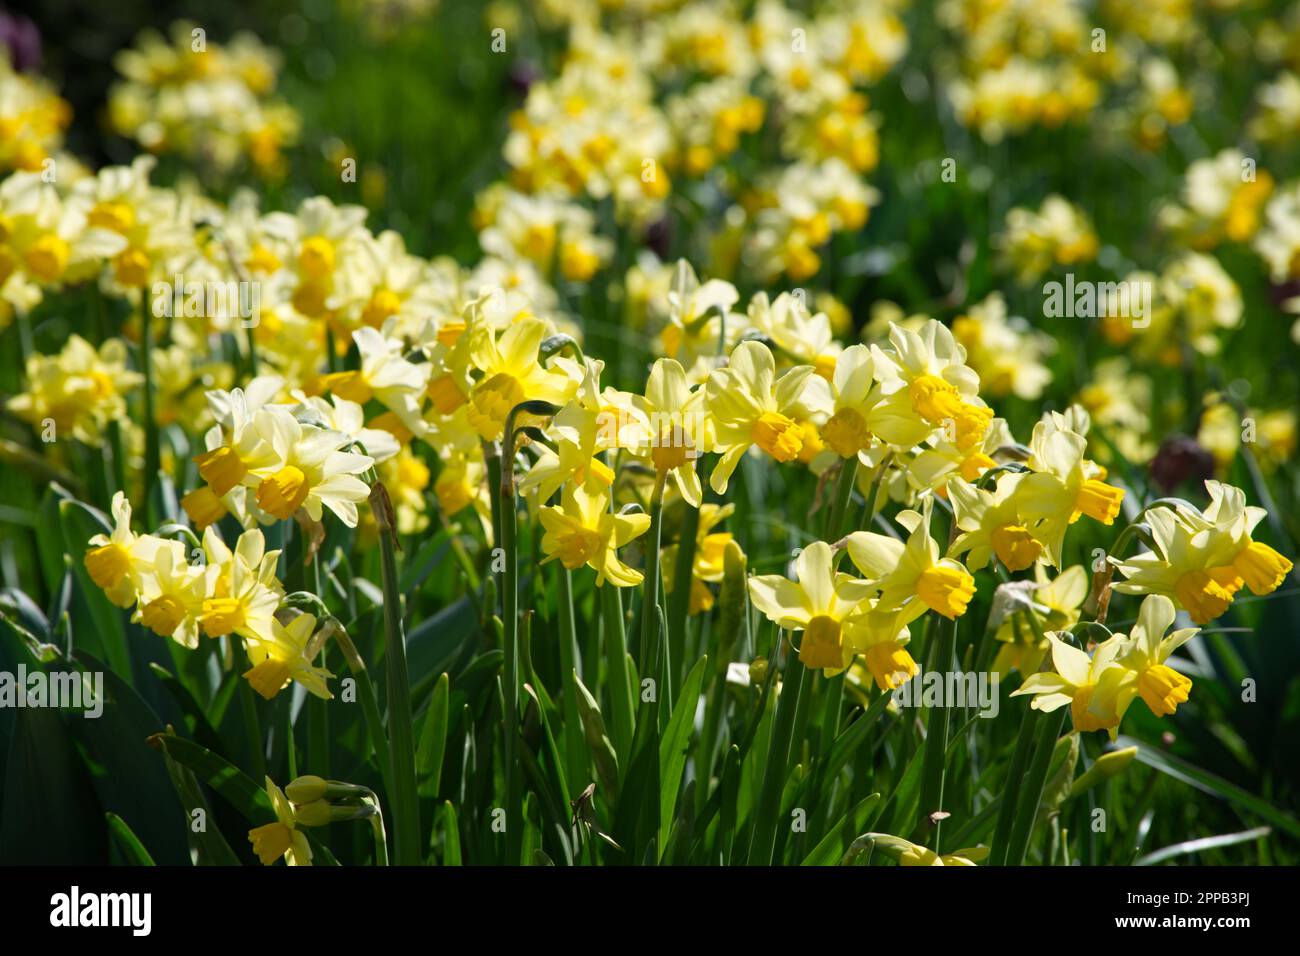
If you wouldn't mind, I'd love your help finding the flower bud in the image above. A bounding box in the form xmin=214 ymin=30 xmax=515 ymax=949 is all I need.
xmin=285 ymin=775 xmax=328 ymax=804
xmin=293 ymin=800 xmax=333 ymax=827
xmin=1068 ymin=745 xmax=1139 ymax=798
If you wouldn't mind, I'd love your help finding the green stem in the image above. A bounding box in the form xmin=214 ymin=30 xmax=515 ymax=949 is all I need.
xmin=916 ymin=614 xmax=956 ymax=851
xmin=826 ymin=457 xmax=858 ymax=540
xmin=747 ymin=635 xmax=811 ymax=865
xmin=232 ymin=641 xmax=267 ymax=780
xmin=332 ymin=625 xmax=393 ymax=796
xmin=634 ymin=471 xmax=667 ymax=860
xmin=372 ymin=482 xmax=421 ymax=866
xmin=498 ymin=432 xmax=522 ymax=865
xmin=990 ymin=692 xmax=1040 ymax=866
xmin=639 ymin=472 xmax=667 ymax=692
xmin=141 ymin=310 xmax=161 ymax=509
xmin=1005 ymin=707 xmax=1069 ymax=866
xmin=555 ymin=566 xmax=587 ymax=794
xmin=666 ymin=496 xmax=700 ymax=690
xmin=364 ymin=791 xmax=389 ymax=866
xmin=601 ymin=583 xmax=635 ymax=764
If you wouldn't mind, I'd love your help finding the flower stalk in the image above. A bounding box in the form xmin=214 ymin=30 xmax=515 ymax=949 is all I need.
xmin=370 ymin=479 xmax=421 ymax=865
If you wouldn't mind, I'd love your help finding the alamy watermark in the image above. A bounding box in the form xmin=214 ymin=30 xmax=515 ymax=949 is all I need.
xmin=151 ymin=273 xmax=261 ymax=327
xmin=895 ymin=666 xmax=1000 ymax=718
xmin=50 ymin=886 xmax=151 ymax=935
xmin=1043 ymin=274 xmax=1151 ymax=328
xmin=0 ymin=665 xmax=104 ymax=718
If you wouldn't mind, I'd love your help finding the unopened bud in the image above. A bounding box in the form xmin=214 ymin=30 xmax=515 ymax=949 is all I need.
xmin=293 ymin=800 xmax=333 ymax=827
xmin=285 ymin=774 xmax=328 ymax=804
xmin=749 ymin=656 xmax=769 ymax=685
xmin=1068 ymin=745 xmax=1139 ymax=798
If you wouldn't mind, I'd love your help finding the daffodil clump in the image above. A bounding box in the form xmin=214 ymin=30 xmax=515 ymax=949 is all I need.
xmin=107 ymin=21 xmax=301 ymax=179
xmin=2 ymin=6 xmax=1297 ymax=871
xmin=492 ymin=0 xmax=902 ymax=281
xmin=0 ymin=52 xmax=72 ymax=175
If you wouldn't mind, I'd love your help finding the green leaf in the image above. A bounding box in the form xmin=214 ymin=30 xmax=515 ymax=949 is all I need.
xmin=1117 ymin=735 xmax=1300 ymax=840
xmin=416 ymin=673 xmax=450 ymax=798
xmin=441 ymin=801 xmax=462 ymax=865
xmin=155 ymin=728 xmax=242 ymax=865
xmin=106 ymin=812 xmax=156 ymax=866
xmin=149 ymin=732 xmax=275 ymax=825
xmin=659 ymin=654 xmax=707 ymax=854
xmin=66 ymin=654 xmax=190 ymax=865
xmin=821 ymin=689 xmax=894 ymax=783
xmin=0 ymin=702 xmax=107 ymax=863
xmin=1134 ymin=826 xmax=1271 ymax=866
xmin=801 ymin=792 xmax=883 ymax=866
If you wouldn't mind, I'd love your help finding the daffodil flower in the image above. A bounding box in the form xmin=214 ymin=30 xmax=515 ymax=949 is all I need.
xmin=662 ymin=503 xmax=738 ymax=614
xmin=1111 ymin=505 xmax=1244 ymax=624
xmin=634 ymin=357 xmax=706 ymax=506
xmin=519 ymin=358 xmax=642 ymax=503
xmin=198 ymin=526 xmax=283 ymax=644
xmin=844 ymin=502 xmax=977 ymax=623
xmin=246 ymin=406 xmax=374 ymax=526
xmin=991 ymin=564 xmax=1088 ymax=676
xmin=747 ymin=541 xmax=875 ymax=672
xmin=1011 ymin=632 xmax=1132 ymax=739
xmin=465 ymin=317 xmax=579 ymax=441
xmin=704 ymin=340 xmax=830 ymax=493
xmin=538 ymin=481 xmax=651 ymax=587
xmin=1015 ymin=417 xmax=1126 ymax=566
xmin=844 ymin=602 xmax=919 ymax=690
xmin=248 ymin=777 xmax=313 ymax=866
xmin=315 ymin=325 xmax=431 ymax=438
xmin=1201 ymin=480 xmax=1293 ymax=595
xmin=818 ymin=344 xmax=884 ymax=461
xmin=869 ymin=319 xmax=984 ymax=448
xmin=243 ymin=612 xmax=334 ymax=701
xmin=83 ymin=491 xmax=164 ymax=608
xmin=132 ymin=541 xmax=206 ymax=647
xmin=1116 ymin=594 xmax=1197 ymax=718
xmin=947 ymin=474 xmax=1040 ymax=571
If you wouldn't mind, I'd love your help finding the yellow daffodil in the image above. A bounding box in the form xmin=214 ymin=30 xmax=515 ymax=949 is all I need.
xmin=315 ymin=326 xmax=431 ymax=438
xmin=818 ymin=343 xmax=884 ymax=461
xmin=243 ymin=611 xmax=333 ymax=701
xmin=662 ymin=503 xmax=738 ymax=615
xmin=704 ymin=340 xmax=830 ymax=493
xmin=538 ymin=481 xmax=650 ymax=587
xmin=844 ymin=502 xmax=977 ymax=624
xmin=947 ymin=474 xmax=1040 ymax=571
xmin=83 ymin=491 xmax=164 ymax=608
xmin=1111 ymin=505 xmax=1244 ymax=625
xmin=1016 ymin=416 xmax=1125 ymax=566
xmin=245 ymin=406 xmax=374 ymax=526
xmin=635 ymin=357 xmax=706 ymax=506
xmin=132 ymin=541 xmax=206 ymax=647
xmin=198 ymin=527 xmax=283 ymax=644
xmin=248 ymin=777 xmax=313 ymax=866
xmin=466 ymin=317 xmax=578 ymax=441
xmin=991 ymin=564 xmax=1088 ymax=676
xmin=869 ymin=319 xmax=986 ymax=450
xmin=844 ymin=602 xmax=919 ymax=690
xmin=1200 ymin=480 xmax=1293 ymax=596
xmin=1116 ymin=594 xmax=1197 ymax=718
xmin=1011 ymin=632 xmax=1131 ymax=739
xmin=748 ymin=541 xmax=875 ymax=672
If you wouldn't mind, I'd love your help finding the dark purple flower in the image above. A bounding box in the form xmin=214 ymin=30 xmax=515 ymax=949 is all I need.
xmin=1149 ymin=434 xmax=1215 ymax=494
xmin=507 ymin=60 xmax=539 ymax=99
xmin=0 ymin=11 xmax=42 ymax=73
